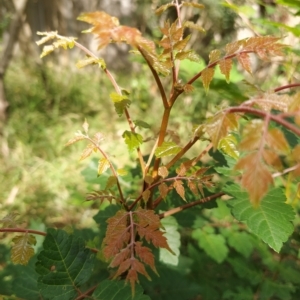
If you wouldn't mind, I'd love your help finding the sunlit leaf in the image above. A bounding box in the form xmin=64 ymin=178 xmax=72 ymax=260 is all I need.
xmin=65 ymin=134 xmax=85 ymax=147
xmin=219 ymin=58 xmax=232 ymax=83
xmin=225 ymin=40 xmax=241 ymax=55
xmin=235 ymin=153 xmax=273 ymax=206
xmin=155 ymin=142 xmax=181 ymax=158
xmin=76 ymin=57 xmax=106 ymax=69
xmin=155 ymin=3 xmax=174 ymax=15
xmin=11 ymin=234 xmax=36 ymax=265
xmin=0 ymin=213 xmax=19 ymax=228
xmin=79 ymin=144 xmax=96 ymax=161
xmin=159 ymin=216 xmax=180 ymax=266
xmin=188 ymin=180 xmax=199 ymax=196
xmin=192 ymin=229 xmax=228 ymax=263
xmin=173 ymin=35 xmax=191 ymax=52
xmin=142 ymin=190 xmax=151 ymax=203
xmin=218 ymin=134 xmax=239 ymax=160
xmin=182 ymin=2 xmax=205 ymax=9
xmin=237 ymin=52 xmax=252 ymax=75
xmin=97 ymin=158 xmax=110 ymax=176
xmin=158 ymin=166 xmax=169 ymax=178
xmin=122 ymin=130 xmax=143 ymax=151
xmin=82 ymin=119 xmax=89 ymax=134
xmin=110 ymin=92 xmax=131 ymax=116
xmin=175 ymin=49 xmax=200 ymax=62
xmin=209 ymin=49 xmax=221 ymax=64
xmin=201 ymin=68 xmax=214 ymax=93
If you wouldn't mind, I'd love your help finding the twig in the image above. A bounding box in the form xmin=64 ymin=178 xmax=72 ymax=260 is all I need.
xmin=0 ymin=228 xmax=47 ymax=236
xmin=158 ymin=192 xmax=225 ymax=218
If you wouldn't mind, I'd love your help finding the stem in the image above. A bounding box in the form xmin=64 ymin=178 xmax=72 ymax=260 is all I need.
xmin=227 ymin=106 xmax=300 ymax=136
xmin=274 ymin=83 xmax=300 ymax=93
xmin=158 ymin=192 xmax=225 ymax=218
xmin=86 ymin=137 xmax=127 ymax=208
xmin=272 ymin=163 xmax=300 ymax=178
xmin=137 ymin=46 xmax=168 ymax=108
xmin=0 ymin=228 xmax=47 ymax=236
xmin=75 ymin=285 xmax=98 ymax=300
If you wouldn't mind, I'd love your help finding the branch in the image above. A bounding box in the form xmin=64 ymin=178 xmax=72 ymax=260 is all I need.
xmin=274 ymin=83 xmax=300 ymax=93
xmin=137 ymin=46 xmax=168 ymax=108
xmin=75 ymin=284 xmax=99 ymax=300
xmin=158 ymin=192 xmax=225 ymax=218
xmin=0 ymin=228 xmax=47 ymax=236
xmin=227 ymin=106 xmax=300 ymax=136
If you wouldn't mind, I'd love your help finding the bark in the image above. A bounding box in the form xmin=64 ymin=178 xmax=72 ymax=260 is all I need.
xmin=0 ymin=0 xmax=28 ymax=127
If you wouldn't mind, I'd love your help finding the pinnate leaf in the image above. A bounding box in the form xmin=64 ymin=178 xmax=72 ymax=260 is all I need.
xmin=36 ymin=229 xmax=95 ymax=299
xmin=155 ymin=142 xmax=181 ymax=158
xmin=76 ymin=56 xmax=106 ymax=69
xmin=65 ymin=132 xmax=85 ymax=147
xmin=235 ymin=153 xmax=273 ymax=206
xmin=11 ymin=233 xmax=36 ymax=265
xmin=201 ymin=68 xmax=214 ymax=93
xmin=80 ymin=143 xmax=97 ymax=161
xmin=225 ymin=184 xmax=295 ymax=252
xmin=158 ymin=166 xmax=169 ymax=178
xmin=266 ymin=128 xmax=289 ymax=154
xmin=0 ymin=212 xmax=19 ymax=228
xmin=122 ymin=131 xmax=143 ymax=151
xmin=158 ymin=182 xmax=170 ymax=199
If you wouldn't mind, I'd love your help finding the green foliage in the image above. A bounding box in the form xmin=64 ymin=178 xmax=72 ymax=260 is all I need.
xmin=1 ymin=1 xmax=300 ymax=299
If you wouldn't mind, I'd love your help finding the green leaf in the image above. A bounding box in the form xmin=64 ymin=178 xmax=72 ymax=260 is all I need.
xmin=218 ymin=134 xmax=239 ymax=160
xmin=110 ymin=92 xmax=131 ymax=116
xmin=76 ymin=56 xmax=106 ymax=69
xmin=13 ymin=256 xmax=40 ymax=299
xmin=192 ymin=228 xmax=228 ymax=263
xmin=159 ymin=216 xmax=180 ymax=266
xmin=93 ymin=279 xmax=151 ymax=299
xmin=97 ymin=158 xmax=110 ymax=176
xmin=122 ymin=130 xmax=143 ymax=151
xmin=134 ymin=120 xmax=151 ymax=129
xmin=155 ymin=142 xmax=181 ymax=158
xmin=36 ymin=229 xmax=95 ymax=300
xmin=227 ymin=231 xmax=254 ymax=258
xmin=225 ymin=184 xmax=295 ymax=252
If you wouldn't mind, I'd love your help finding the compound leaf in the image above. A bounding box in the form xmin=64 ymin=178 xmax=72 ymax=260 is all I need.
xmin=225 ymin=184 xmax=295 ymax=252
xmin=36 ymin=229 xmax=95 ymax=300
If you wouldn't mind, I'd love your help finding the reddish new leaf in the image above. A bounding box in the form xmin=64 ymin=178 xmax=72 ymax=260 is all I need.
xmin=266 ymin=128 xmax=290 ymax=154
xmin=237 ymin=52 xmax=252 ymax=75
xmin=235 ymin=153 xmax=273 ymax=206
xmin=158 ymin=182 xmax=170 ymax=199
xmin=219 ymin=58 xmax=232 ymax=83
xmin=201 ymin=68 xmax=214 ymax=93
xmin=209 ymin=49 xmax=221 ymax=64
xmin=173 ymin=180 xmax=186 ymax=201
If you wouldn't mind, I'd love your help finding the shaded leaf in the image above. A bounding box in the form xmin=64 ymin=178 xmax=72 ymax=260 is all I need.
xmin=155 ymin=3 xmax=174 ymax=15
xmin=134 ymin=120 xmax=151 ymax=129
xmin=238 ymin=120 xmax=263 ymax=151
xmin=192 ymin=229 xmax=228 ymax=263
xmin=155 ymin=142 xmax=181 ymax=158
xmin=173 ymin=180 xmax=186 ymax=201
xmin=0 ymin=213 xmax=19 ymax=228
xmin=105 ymin=176 xmax=118 ymax=190
xmin=110 ymin=92 xmax=131 ymax=116
xmin=36 ymin=229 xmax=95 ymax=299
xmin=183 ymin=21 xmax=205 ymax=32
xmin=182 ymin=2 xmax=205 ymax=9
xmin=11 ymin=234 xmax=36 ymax=265
xmin=266 ymin=128 xmax=290 ymax=154
xmin=225 ymin=184 xmax=295 ymax=252
xmin=142 ymin=190 xmax=151 ymax=203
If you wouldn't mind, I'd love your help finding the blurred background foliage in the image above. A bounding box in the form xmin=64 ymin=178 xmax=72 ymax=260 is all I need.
xmin=1 ymin=0 xmax=300 ymax=299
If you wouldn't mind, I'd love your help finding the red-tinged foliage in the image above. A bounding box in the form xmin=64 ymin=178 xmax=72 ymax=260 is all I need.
xmin=235 ymin=153 xmax=273 ymax=206
xmin=219 ymin=58 xmax=232 ymax=83
xmin=201 ymin=68 xmax=215 ymax=92
xmin=102 ymin=209 xmax=173 ymax=293
xmin=237 ymin=52 xmax=252 ymax=75
xmin=173 ymin=180 xmax=186 ymax=201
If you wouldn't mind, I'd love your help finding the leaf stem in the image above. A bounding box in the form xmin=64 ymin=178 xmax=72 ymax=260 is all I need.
xmin=274 ymin=83 xmax=300 ymax=93
xmin=86 ymin=137 xmax=127 ymax=208
xmin=0 ymin=228 xmax=47 ymax=236
xmin=227 ymin=106 xmax=300 ymax=136
xmin=158 ymin=192 xmax=225 ymax=218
